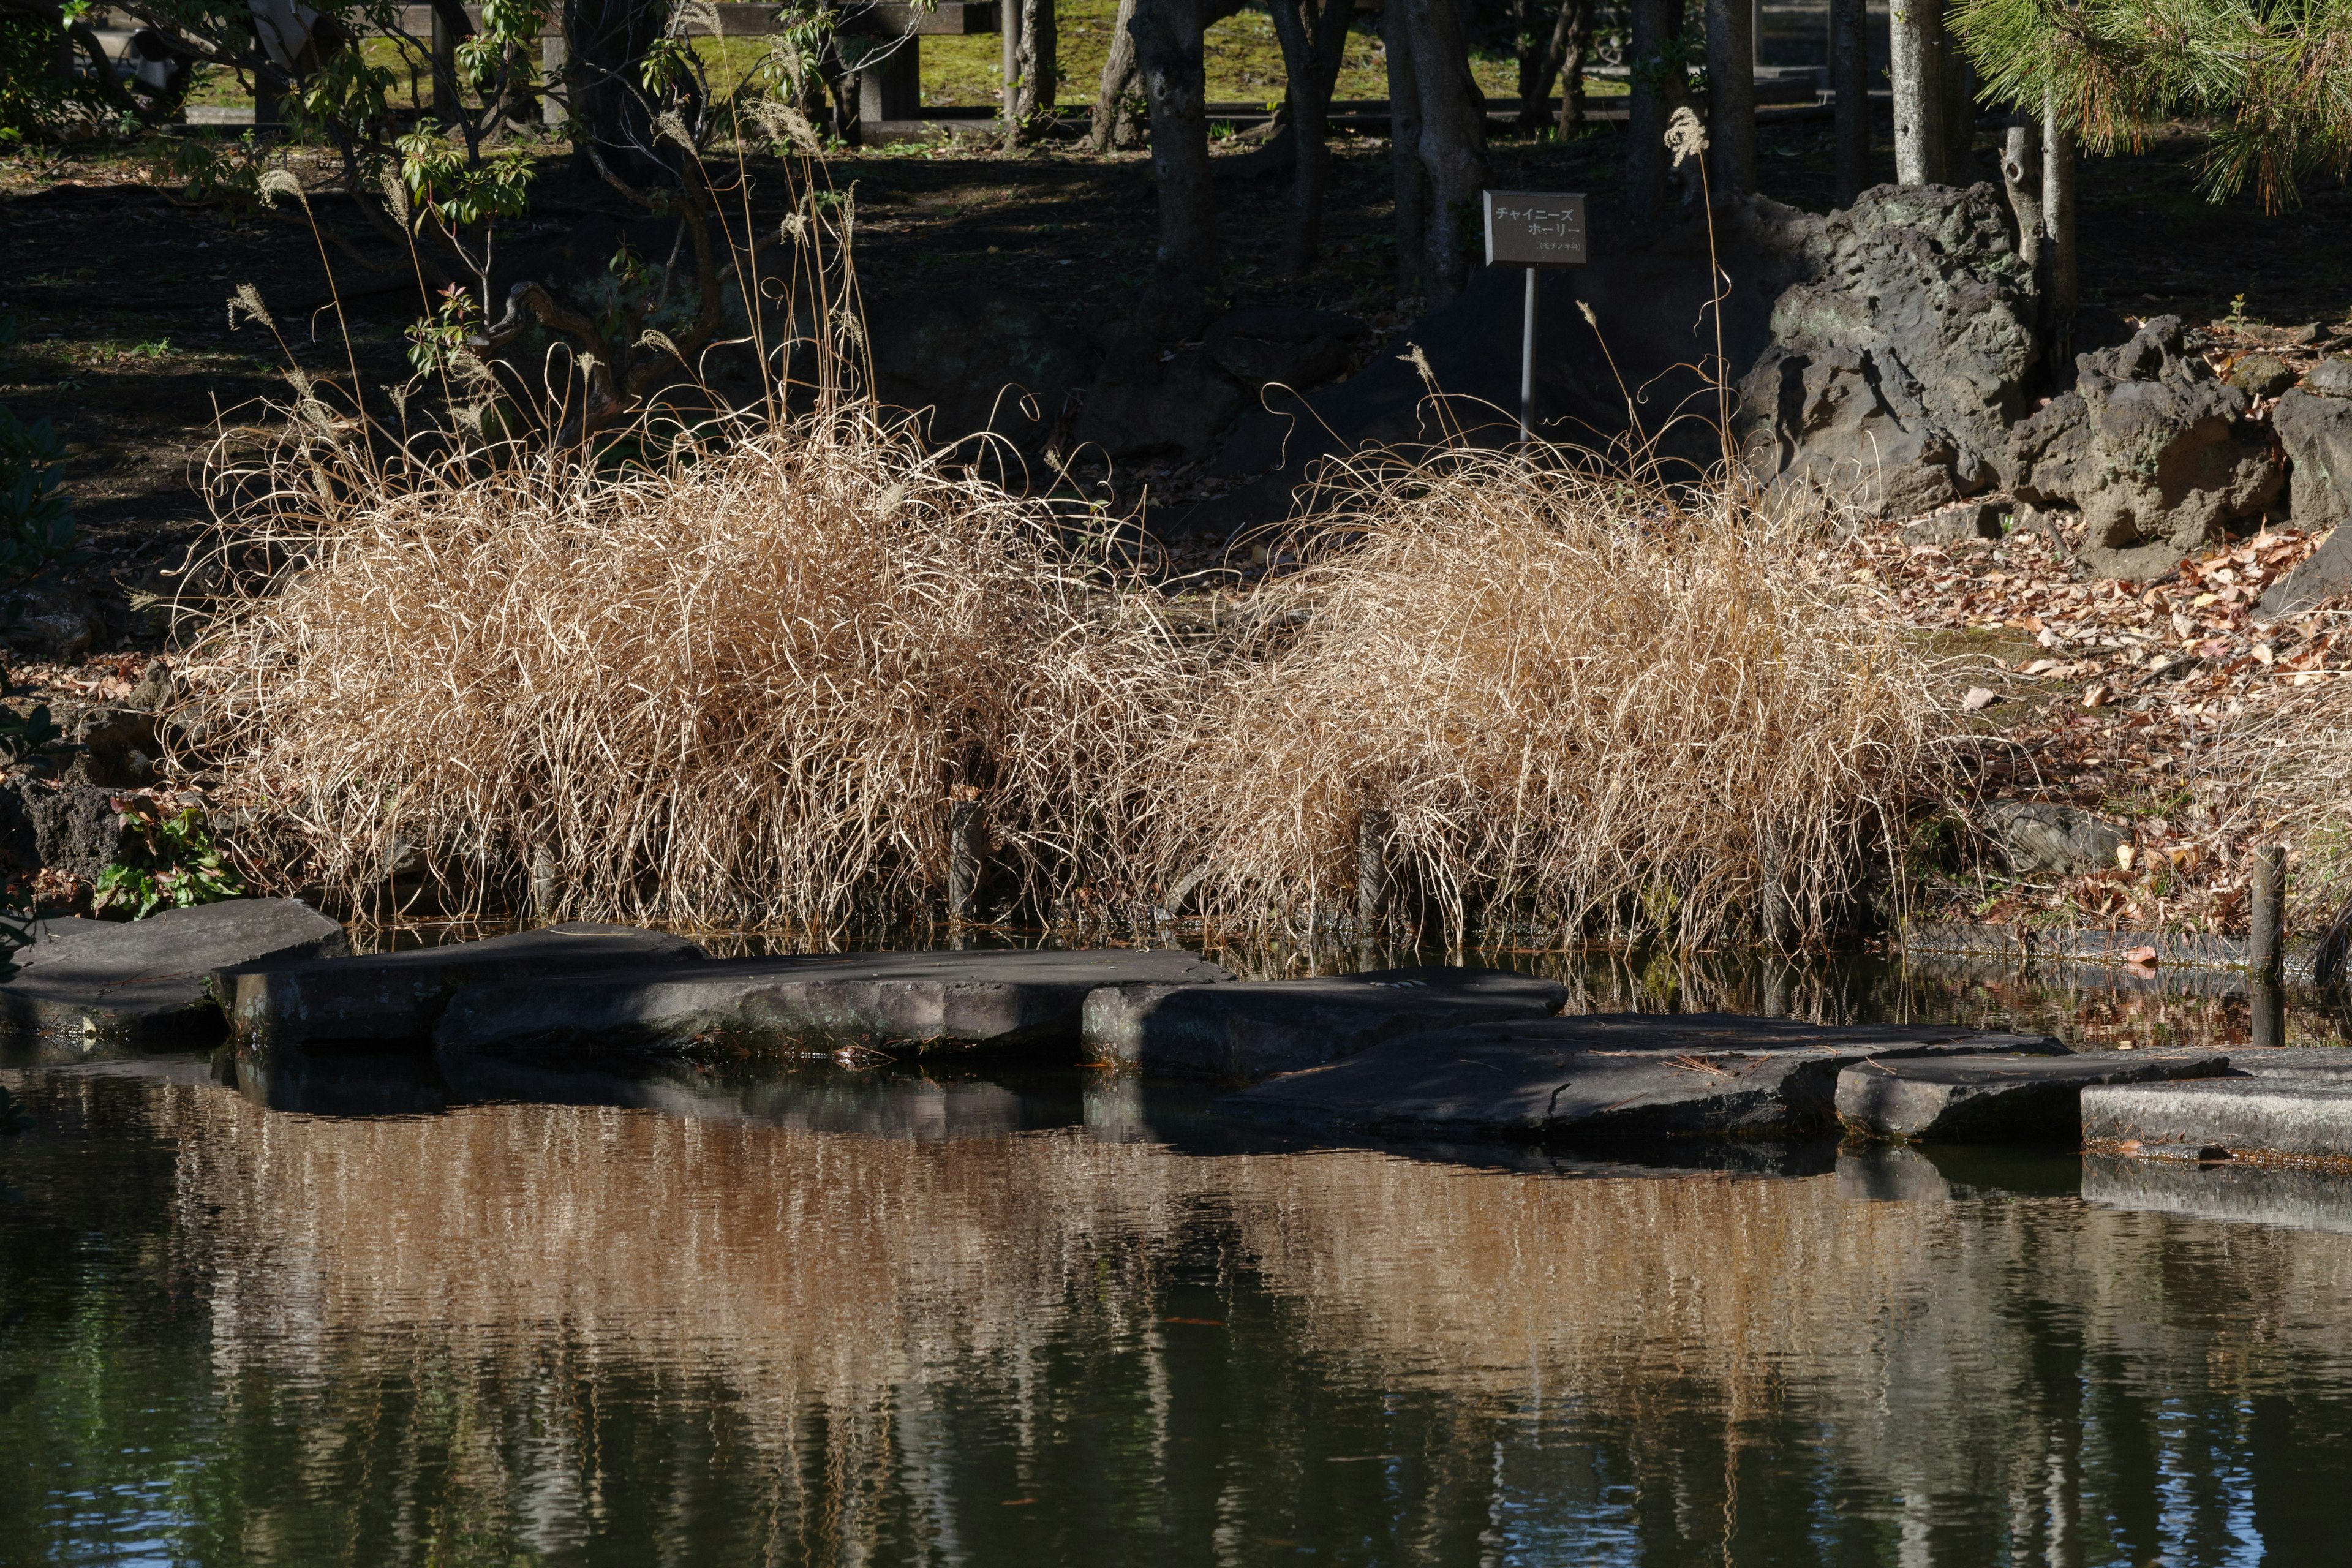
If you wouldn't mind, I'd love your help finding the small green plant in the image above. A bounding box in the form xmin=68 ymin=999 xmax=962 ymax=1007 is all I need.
xmin=93 ymin=797 xmax=246 ymax=919
xmin=405 ymin=283 xmax=484 ymax=375
xmin=2226 ymin=293 xmax=2250 ymax=331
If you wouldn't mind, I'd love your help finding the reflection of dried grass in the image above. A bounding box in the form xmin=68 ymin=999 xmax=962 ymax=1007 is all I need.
xmin=183 ymin=427 xmax=1947 ymax=943
xmin=184 ymin=412 xmax=1189 ymax=929
xmin=1151 ymin=456 xmax=1947 ymax=946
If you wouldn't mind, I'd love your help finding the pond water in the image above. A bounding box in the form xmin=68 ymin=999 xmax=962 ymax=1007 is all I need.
xmin=7 ymin=951 xmax=2352 ymax=1566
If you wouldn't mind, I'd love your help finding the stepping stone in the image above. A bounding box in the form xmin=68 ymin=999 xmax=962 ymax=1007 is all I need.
xmin=220 ymin=921 xmax=708 ymax=1052
xmin=0 ymin=898 xmax=348 ymax=1057
xmin=1083 ymin=966 xmax=1568 ymax=1081
xmin=2084 ymin=1078 xmax=2352 ymax=1166
xmin=2215 ymin=1046 xmax=2352 ymax=1080
xmin=1836 ymin=1049 xmax=2233 ymax=1142
xmin=434 ymin=947 xmax=1235 ymax=1056
xmin=2083 ymin=1152 xmax=2352 ymax=1237
xmin=1215 ymin=1013 xmax=2068 ymax=1141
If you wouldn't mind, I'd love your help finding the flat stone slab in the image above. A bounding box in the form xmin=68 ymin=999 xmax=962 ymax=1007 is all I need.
xmin=0 ymin=898 xmax=348 ymax=1057
xmin=2214 ymin=1046 xmax=2352 ymax=1080
xmin=221 ymin=922 xmax=707 ymax=1052
xmin=1082 ymin=965 xmax=1568 ymax=1081
xmin=2084 ymin=1078 xmax=2352 ymax=1166
xmin=1215 ymin=1013 xmax=2068 ymax=1142
xmin=1836 ymin=1049 xmax=2233 ymax=1142
xmin=434 ymin=947 xmax=1235 ymax=1056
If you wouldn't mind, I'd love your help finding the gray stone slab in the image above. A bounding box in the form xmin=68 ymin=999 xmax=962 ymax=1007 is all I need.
xmin=0 ymin=899 xmax=348 ymax=1058
xmin=2082 ymin=1153 xmax=2352 ymax=1236
xmin=1082 ymin=965 xmax=1568 ymax=1081
xmin=2084 ymin=1078 xmax=2352 ymax=1164
xmin=1214 ymin=1013 xmax=2068 ymax=1142
xmin=1836 ymin=1049 xmax=2233 ymax=1142
xmin=221 ymin=922 xmax=707 ymax=1052
xmin=434 ymin=947 xmax=1235 ymax=1056
xmin=2218 ymin=1046 xmax=2352 ymax=1080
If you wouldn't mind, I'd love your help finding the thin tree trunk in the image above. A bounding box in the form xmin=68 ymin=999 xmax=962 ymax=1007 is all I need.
xmin=1090 ymin=0 xmax=1140 ymax=151
xmin=2043 ymin=89 xmax=2078 ymax=373
xmin=1943 ymin=33 xmax=1973 ymax=176
xmin=565 ymin=0 xmax=666 ymax=177
xmin=1383 ymin=0 xmax=1427 ymax=296
xmin=1704 ymin=0 xmax=1753 ymax=194
xmin=1130 ymin=0 xmax=1216 ymax=330
xmin=1400 ymin=0 xmax=1488 ymax=298
xmin=1001 ymin=0 xmax=1022 ymax=135
xmin=1829 ymin=0 xmax=1867 ymax=202
xmin=1999 ymin=115 xmax=2043 ymax=271
xmin=1268 ymin=0 xmax=1357 ymax=273
xmin=1626 ymin=0 xmax=1675 ymax=224
xmin=1554 ymin=0 xmax=1589 ymax=134
xmin=1888 ymin=0 xmax=1946 ymax=186
xmin=1006 ymin=0 xmax=1056 ymax=140
xmin=1516 ymin=0 xmax=1585 ymax=136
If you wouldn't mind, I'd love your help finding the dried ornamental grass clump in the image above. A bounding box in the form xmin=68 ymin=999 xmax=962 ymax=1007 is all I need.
xmin=181 ymin=412 xmax=1191 ymax=930
xmin=1146 ymin=454 xmax=1948 ymax=946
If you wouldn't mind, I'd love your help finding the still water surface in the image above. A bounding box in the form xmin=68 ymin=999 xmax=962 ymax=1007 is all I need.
xmin=6 ymin=954 xmax=2352 ymax=1566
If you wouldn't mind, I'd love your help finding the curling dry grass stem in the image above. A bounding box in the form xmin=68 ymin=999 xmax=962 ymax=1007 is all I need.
xmin=181 ymin=417 xmax=1950 ymax=944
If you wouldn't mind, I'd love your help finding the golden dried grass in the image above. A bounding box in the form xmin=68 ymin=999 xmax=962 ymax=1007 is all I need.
xmin=179 ymin=418 xmax=1950 ymax=944
xmin=181 ymin=411 xmax=1190 ymax=929
xmin=1147 ymin=454 xmax=1948 ymax=946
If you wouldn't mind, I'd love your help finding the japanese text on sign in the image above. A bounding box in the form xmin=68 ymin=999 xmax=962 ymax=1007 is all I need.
xmin=1482 ymin=190 xmax=1588 ymax=268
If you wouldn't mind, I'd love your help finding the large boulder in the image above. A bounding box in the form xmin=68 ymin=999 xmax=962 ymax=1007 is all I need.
xmin=1736 ymin=183 xmax=2043 ymax=516
xmin=1074 ymin=338 xmax=1248 ymax=464
xmin=1204 ymin=306 xmax=1363 ymax=390
xmin=2256 ymin=371 xmax=2352 ymax=618
xmin=869 ymin=287 xmax=1098 ymax=454
xmin=2009 ymin=316 xmax=2285 ymax=579
xmin=1979 ymin=800 xmax=2128 ymax=876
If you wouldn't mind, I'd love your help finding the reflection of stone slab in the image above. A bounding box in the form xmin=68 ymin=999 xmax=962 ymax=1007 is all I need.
xmin=2083 ymin=1153 xmax=2352 ymax=1237
xmin=1836 ymin=1049 xmax=2231 ymax=1141
xmin=1082 ymin=966 xmax=1568 ymax=1081
xmin=0 ymin=898 xmax=348 ymax=1058
xmin=436 ymin=948 xmax=1235 ymax=1055
xmin=221 ymin=922 xmax=708 ymax=1051
xmin=1214 ymin=1013 xmax=2067 ymax=1141
xmin=2084 ymin=1078 xmax=2352 ymax=1164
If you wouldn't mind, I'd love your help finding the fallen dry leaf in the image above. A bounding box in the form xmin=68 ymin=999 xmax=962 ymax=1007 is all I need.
xmin=2124 ymin=945 xmax=2159 ymax=965
xmin=1963 ymin=687 xmax=1999 ymax=711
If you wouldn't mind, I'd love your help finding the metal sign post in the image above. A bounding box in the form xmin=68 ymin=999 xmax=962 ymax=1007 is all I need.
xmin=1481 ymin=190 xmax=1588 ymax=448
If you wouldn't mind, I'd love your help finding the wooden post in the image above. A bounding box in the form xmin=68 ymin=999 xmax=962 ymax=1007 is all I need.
xmin=948 ymin=796 xmax=986 ymax=927
xmin=1357 ymin=807 xmax=1392 ymax=935
xmin=1828 ymin=0 xmax=1868 ymax=202
xmin=2252 ymin=978 xmax=2286 ymax=1050
xmin=2249 ymin=843 xmax=2286 ymax=984
xmin=530 ymin=843 xmax=559 ymax=920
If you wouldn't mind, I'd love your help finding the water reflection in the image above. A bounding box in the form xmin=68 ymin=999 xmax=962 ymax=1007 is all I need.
xmin=7 ymin=1057 xmax=2352 ymax=1566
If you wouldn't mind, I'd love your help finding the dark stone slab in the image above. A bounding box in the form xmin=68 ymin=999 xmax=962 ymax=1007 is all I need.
xmin=1214 ymin=1013 xmax=2068 ymax=1142
xmin=220 ymin=922 xmax=708 ymax=1052
xmin=1082 ymin=966 xmax=1567 ymax=1082
xmin=1836 ymin=1049 xmax=2233 ymax=1141
xmin=434 ymin=948 xmax=1235 ymax=1056
xmin=2083 ymin=1078 xmax=2352 ymax=1164
xmin=0 ymin=899 xmax=348 ymax=1058
xmin=2083 ymin=1152 xmax=2352 ymax=1235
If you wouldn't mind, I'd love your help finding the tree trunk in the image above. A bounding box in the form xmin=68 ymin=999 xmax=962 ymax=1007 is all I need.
xmin=1400 ymin=0 xmax=1488 ymax=299
xmin=565 ymin=0 xmax=667 ymax=177
xmin=1704 ymin=0 xmax=1753 ymax=194
xmin=1829 ymin=0 xmax=1868 ymax=201
xmin=1626 ymin=0 xmax=1677 ymax=224
xmin=1888 ymin=0 xmax=1946 ymax=186
xmin=1554 ymin=0 xmax=1589 ymax=134
xmin=1090 ymin=0 xmax=1142 ymax=151
xmin=1515 ymin=0 xmax=1586 ymax=137
xmin=1006 ymin=0 xmax=1057 ymax=140
xmin=2043 ymin=90 xmax=2078 ymax=374
xmin=1999 ymin=115 xmax=2042 ymax=271
xmin=1383 ymin=0 xmax=1427 ymax=297
xmin=1001 ymin=0 xmax=1021 ymax=135
xmin=1129 ymin=0 xmax=1216 ymax=331
xmin=1268 ymin=0 xmax=1356 ymax=272
xmin=1943 ymin=31 xmax=1973 ymax=176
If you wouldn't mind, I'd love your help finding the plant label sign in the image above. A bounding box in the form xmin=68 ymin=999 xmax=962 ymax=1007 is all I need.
xmin=1482 ymin=191 xmax=1588 ymax=268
